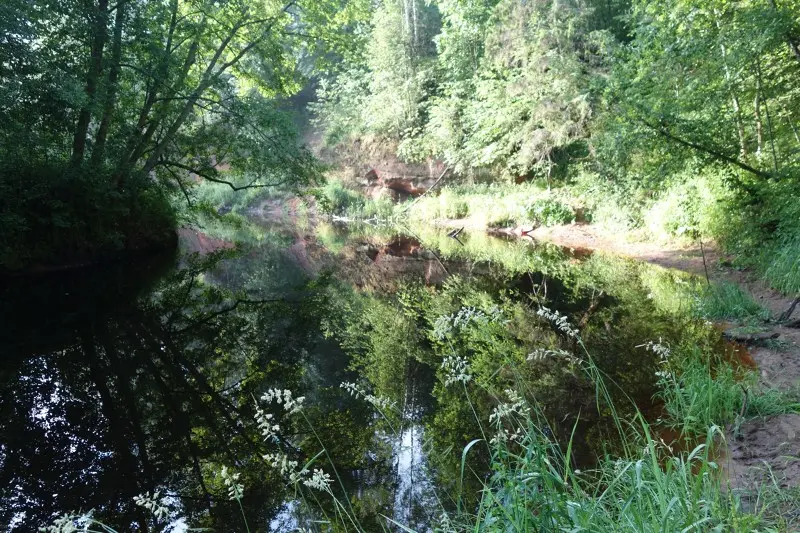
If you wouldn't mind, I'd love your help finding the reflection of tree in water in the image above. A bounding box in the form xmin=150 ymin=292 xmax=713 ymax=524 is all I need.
xmin=320 ymin=252 xmax=724 ymax=514
xmin=0 ymin=252 xmax=373 ymax=530
xmin=0 ymin=228 xmax=727 ymax=531
xmin=1 ymin=254 xmax=273 ymax=528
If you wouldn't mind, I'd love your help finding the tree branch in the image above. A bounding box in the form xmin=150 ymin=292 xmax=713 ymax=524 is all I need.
xmin=635 ymin=116 xmax=773 ymax=180
xmin=159 ymin=160 xmax=287 ymax=190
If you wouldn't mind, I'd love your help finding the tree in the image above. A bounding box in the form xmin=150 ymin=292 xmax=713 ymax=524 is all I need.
xmin=607 ymin=0 xmax=800 ymax=185
xmin=0 ymin=0 xmax=365 ymax=269
xmin=0 ymin=0 xmax=365 ymax=193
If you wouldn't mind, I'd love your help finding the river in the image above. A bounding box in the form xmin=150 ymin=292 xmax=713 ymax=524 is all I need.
xmin=0 ymin=213 xmax=734 ymax=531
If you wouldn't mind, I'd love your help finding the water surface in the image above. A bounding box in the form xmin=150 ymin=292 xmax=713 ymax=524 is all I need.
xmin=0 ymin=217 xmax=727 ymax=531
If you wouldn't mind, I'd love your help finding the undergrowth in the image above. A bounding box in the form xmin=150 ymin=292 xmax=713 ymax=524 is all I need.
xmin=694 ymin=282 xmax=771 ymax=323
xmin=0 ymin=163 xmax=177 ymax=271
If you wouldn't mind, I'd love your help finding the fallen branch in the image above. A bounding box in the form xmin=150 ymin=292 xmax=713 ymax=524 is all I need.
xmin=778 ymin=295 xmax=800 ymax=322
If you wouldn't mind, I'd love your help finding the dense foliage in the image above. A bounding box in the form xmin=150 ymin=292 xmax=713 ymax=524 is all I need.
xmin=313 ymin=0 xmax=800 ymax=291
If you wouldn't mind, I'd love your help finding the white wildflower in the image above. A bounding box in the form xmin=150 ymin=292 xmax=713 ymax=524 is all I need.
xmin=537 ymin=307 xmax=579 ymax=338
xmin=134 ymin=491 xmax=169 ymax=520
xmin=654 ymin=370 xmax=673 ymax=380
xmin=255 ymin=405 xmax=280 ymax=443
xmin=441 ymin=355 xmax=472 ymax=386
xmin=262 ymin=389 xmax=305 ymax=414
xmin=264 ymin=452 xmax=301 ymax=480
xmin=340 ymin=382 xmax=396 ymax=411
xmin=220 ymin=466 xmax=244 ymax=501
xmin=264 ymin=453 xmax=332 ymax=491
xmin=527 ymin=348 xmax=582 ymax=365
xmin=489 ymin=389 xmax=530 ymax=424
xmin=637 ymin=339 xmax=671 ymax=361
xmin=490 ymin=427 xmax=525 ymax=445
xmin=436 ymin=511 xmax=456 ymax=533
xmin=302 ymin=468 xmax=333 ymax=492
xmin=433 ymin=306 xmax=507 ymax=340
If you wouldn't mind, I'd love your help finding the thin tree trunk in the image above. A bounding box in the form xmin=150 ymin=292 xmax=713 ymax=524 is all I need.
xmin=754 ymin=85 xmax=764 ymax=156
xmin=722 ymin=48 xmax=748 ymax=158
xmin=117 ymin=0 xmax=185 ymax=182
xmin=71 ymin=0 xmax=110 ymax=166
xmin=92 ymin=0 xmax=126 ymax=167
xmin=714 ymin=13 xmax=748 ymax=158
xmin=412 ymin=0 xmax=418 ymax=50
xmin=126 ymin=0 xmax=295 ymax=178
xmin=756 ymin=58 xmax=780 ymax=172
xmin=636 ymin=116 xmax=772 ymax=180
xmin=783 ymin=104 xmax=800 ymax=144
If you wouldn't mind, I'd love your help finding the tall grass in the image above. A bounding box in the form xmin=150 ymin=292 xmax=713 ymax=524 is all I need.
xmin=406 ymin=182 xmax=578 ymax=228
xmin=762 ymin=239 xmax=800 ymax=296
xmin=694 ymin=282 xmax=771 ymax=322
xmin=655 ymin=344 xmax=800 ymax=437
xmin=316 ymin=179 xmax=395 ymax=220
xmin=380 ymin=311 xmax=797 ymax=531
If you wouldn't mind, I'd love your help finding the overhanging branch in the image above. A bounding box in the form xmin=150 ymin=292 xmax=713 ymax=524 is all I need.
xmin=635 ymin=116 xmax=773 ymax=180
xmin=159 ymin=159 xmax=288 ymax=190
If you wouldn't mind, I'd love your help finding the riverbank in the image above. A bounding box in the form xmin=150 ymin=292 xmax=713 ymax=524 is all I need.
xmin=307 ymin=180 xmax=800 ymax=507
xmin=510 ymin=220 xmax=800 ymax=499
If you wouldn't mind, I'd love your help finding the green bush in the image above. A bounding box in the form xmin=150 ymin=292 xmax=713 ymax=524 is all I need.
xmin=526 ymin=198 xmax=574 ymax=226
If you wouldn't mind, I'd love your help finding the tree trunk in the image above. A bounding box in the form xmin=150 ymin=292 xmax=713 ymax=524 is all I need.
xmin=721 ymin=44 xmax=748 ymax=158
xmin=720 ymin=46 xmax=748 ymax=159
xmin=754 ymin=86 xmax=764 ymax=156
xmin=756 ymin=57 xmax=780 ymax=172
xmin=412 ymin=0 xmax=418 ymax=50
xmin=116 ymin=0 xmax=185 ymax=183
xmin=636 ymin=116 xmax=772 ymax=180
xmin=71 ymin=0 xmax=110 ymax=167
xmin=92 ymin=0 xmax=126 ymax=167
xmin=784 ymin=104 xmax=800 ymax=144
xmin=714 ymin=13 xmax=748 ymax=158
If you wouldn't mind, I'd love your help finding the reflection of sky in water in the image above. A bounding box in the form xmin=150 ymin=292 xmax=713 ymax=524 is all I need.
xmin=269 ymin=500 xmax=300 ymax=532
xmin=393 ymin=425 xmax=438 ymax=532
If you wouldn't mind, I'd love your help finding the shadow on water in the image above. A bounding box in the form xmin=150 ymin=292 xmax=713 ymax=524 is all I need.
xmin=0 ymin=220 xmax=735 ymax=531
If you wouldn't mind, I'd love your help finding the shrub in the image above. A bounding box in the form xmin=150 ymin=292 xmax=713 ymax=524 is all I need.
xmin=526 ymin=198 xmax=574 ymax=226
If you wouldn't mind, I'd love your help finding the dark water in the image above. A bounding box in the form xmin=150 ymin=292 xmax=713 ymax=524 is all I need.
xmin=0 ymin=220 xmax=726 ymax=531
